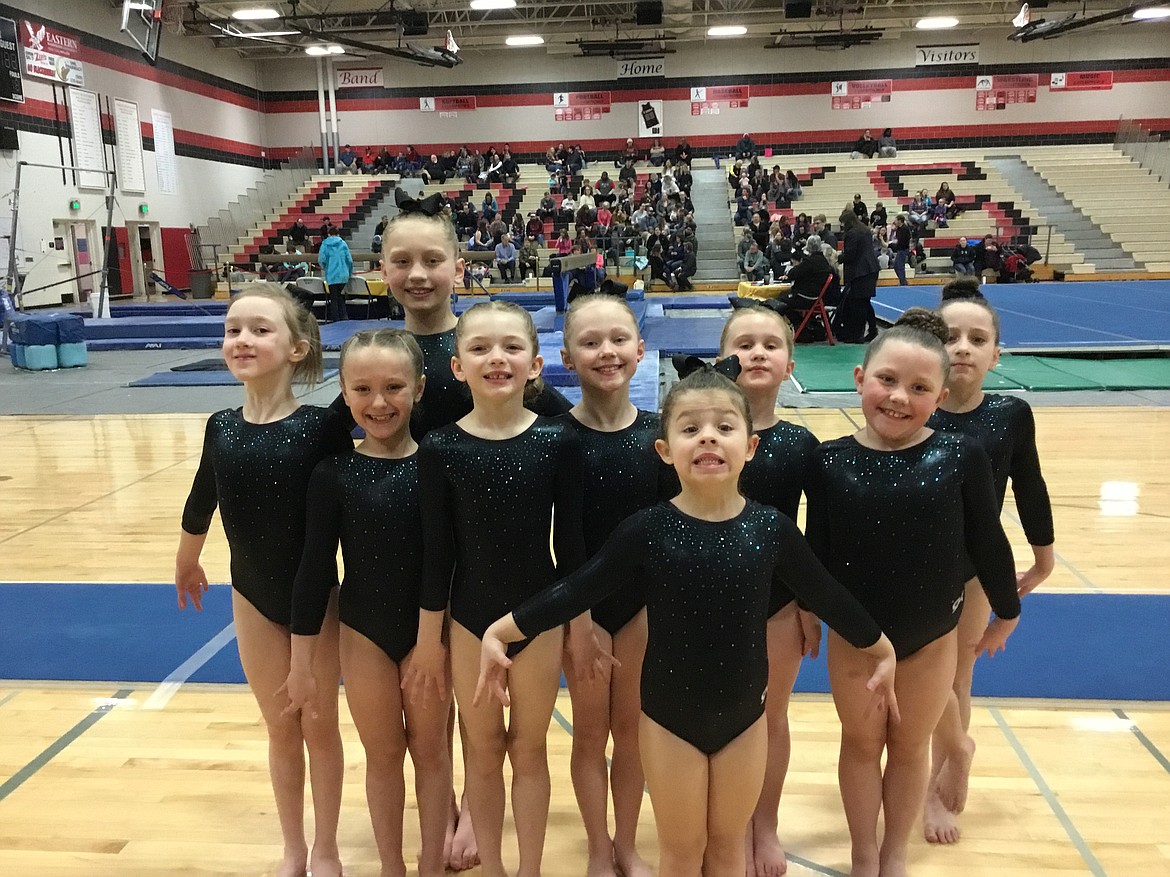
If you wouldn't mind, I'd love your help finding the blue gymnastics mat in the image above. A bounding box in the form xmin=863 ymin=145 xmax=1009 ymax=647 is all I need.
xmin=2 ymin=585 xmax=1168 ymax=700
xmin=129 ymin=369 xmax=340 ymax=387
xmin=649 ymin=294 xmax=734 ymax=310
xmin=641 ymin=315 xmax=725 ymax=356
xmin=875 ymin=280 xmax=1170 ymax=350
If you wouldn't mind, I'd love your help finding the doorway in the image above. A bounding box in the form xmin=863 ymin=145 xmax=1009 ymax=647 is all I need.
xmin=125 ymin=221 xmax=164 ymax=299
xmin=49 ymin=219 xmax=101 ymax=304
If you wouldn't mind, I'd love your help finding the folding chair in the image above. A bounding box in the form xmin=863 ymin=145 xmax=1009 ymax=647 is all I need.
xmin=293 ymin=276 xmax=329 ymax=320
xmin=792 ymin=274 xmax=836 ymax=345
xmin=343 ymin=275 xmax=377 ymax=320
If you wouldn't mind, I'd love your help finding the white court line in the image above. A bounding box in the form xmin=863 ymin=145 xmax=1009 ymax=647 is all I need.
xmin=142 ymin=622 xmax=237 ymax=710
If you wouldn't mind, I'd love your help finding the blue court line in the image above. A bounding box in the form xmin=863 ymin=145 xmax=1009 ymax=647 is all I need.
xmin=1113 ymin=708 xmax=1170 ymax=776
xmin=551 ymin=705 xmax=848 ymax=876
xmin=0 ymin=688 xmax=132 ymax=803
xmin=143 ymin=621 xmax=237 ymax=709
xmin=1001 ymin=510 xmax=1103 ymax=594
xmin=990 ymin=706 xmax=1107 ymax=877
xmin=0 ymin=691 xmax=18 ymax=709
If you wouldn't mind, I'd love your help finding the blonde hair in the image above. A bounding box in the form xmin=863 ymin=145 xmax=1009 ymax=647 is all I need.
xmin=381 ymin=210 xmax=459 ymax=259
xmin=229 ymin=282 xmax=323 ymax=383
xmin=718 ymin=303 xmax=795 ymax=356
xmin=338 ymin=328 xmax=424 ymax=382
xmin=562 ymin=294 xmax=640 ymax=347
xmin=454 ymin=300 xmax=545 ymax=401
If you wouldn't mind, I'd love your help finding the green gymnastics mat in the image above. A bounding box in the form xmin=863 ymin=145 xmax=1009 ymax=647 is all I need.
xmin=990 ymin=355 xmax=1104 ymax=391
xmin=792 ymin=345 xmax=1025 ymax=393
xmin=1029 ymin=356 xmax=1170 ymax=390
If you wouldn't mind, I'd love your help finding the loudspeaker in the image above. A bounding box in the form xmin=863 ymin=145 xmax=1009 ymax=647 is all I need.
xmin=0 ymin=126 xmax=18 ymax=151
xmin=636 ymin=1 xmax=663 ymax=26
xmin=399 ymin=11 xmax=428 ymax=36
xmin=784 ymin=0 xmax=813 ymax=18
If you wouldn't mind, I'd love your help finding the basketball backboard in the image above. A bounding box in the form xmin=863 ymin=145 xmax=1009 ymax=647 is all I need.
xmin=121 ymin=0 xmax=163 ymax=65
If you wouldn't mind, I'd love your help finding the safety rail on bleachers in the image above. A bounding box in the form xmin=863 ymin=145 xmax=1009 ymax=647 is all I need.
xmin=1116 ymin=118 xmax=1170 ymax=189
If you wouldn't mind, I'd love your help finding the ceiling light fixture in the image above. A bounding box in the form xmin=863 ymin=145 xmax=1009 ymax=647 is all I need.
xmin=305 ymin=45 xmax=331 ymax=55
xmin=708 ymin=25 xmax=747 ymax=36
xmin=916 ymin=16 xmax=960 ymax=29
xmin=505 ymin=35 xmax=545 ymax=46
xmin=231 ymin=7 xmax=280 ymax=20
xmin=234 ymin=29 xmax=299 ymax=37
xmin=470 ymin=0 xmax=517 ymax=10
xmin=1133 ymin=6 xmax=1170 ymax=19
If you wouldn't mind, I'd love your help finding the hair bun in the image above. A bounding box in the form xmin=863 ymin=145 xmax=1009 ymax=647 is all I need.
xmin=939 ymin=277 xmax=984 ymax=302
xmin=894 ymin=306 xmax=949 ymax=345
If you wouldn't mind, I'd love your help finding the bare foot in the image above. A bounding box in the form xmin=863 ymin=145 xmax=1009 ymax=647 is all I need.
xmin=448 ymin=793 xmax=480 ymax=872
xmin=877 ymin=850 xmax=908 ymax=877
xmin=277 ymin=846 xmax=308 ymax=877
xmin=308 ymin=846 xmax=343 ymax=877
xmin=923 ymin=787 xmax=961 ymax=845
xmin=936 ymin=735 xmax=975 ymax=813
xmin=614 ymin=844 xmax=654 ymax=877
xmin=848 ymin=854 xmax=879 ymax=877
xmin=443 ymin=793 xmax=458 ymax=866
xmin=587 ymin=841 xmax=619 ymax=877
xmin=744 ymin=826 xmax=756 ymax=877
xmin=751 ymin=817 xmax=788 ymax=877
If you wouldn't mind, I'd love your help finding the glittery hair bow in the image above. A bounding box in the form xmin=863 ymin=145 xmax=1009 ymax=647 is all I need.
xmin=728 ymin=296 xmax=791 ymax=318
xmin=672 ymin=354 xmax=743 ymax=382
xmin=394 ymin=188 xmax=444 ymax=216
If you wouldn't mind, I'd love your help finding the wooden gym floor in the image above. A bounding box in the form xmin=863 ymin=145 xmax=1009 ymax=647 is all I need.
xmin=1 ymin=407 xmax=1169 ymax=876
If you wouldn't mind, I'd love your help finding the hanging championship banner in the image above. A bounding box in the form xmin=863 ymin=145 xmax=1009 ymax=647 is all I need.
xmin=1050 ymin=71 xmax=1113 ymax=91
xmin=831 ymin=79 xmax=892 ymax=109
xmin=975 ymin=73 xmax=1038 ymax=111
xmin=553 ymin=91 xmax=611 ymax=122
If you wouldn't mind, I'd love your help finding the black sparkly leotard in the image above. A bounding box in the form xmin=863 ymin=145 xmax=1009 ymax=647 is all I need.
xmin=512 ymin=500 xmax=883 ymax=755
xmin=182 ymin=406 xmax=354 ymax=625
xmin=564 ymin=410 xmax=679 ymax=636
xmin=291 ymin=451 xmax=422 ymax=663
xmin=806 ymin=431 xmax=1021 ymax=660
xmin=740 ymin=419 xmax=819 ymax=616
xmin=329 ymin=328 xmax=574 ymax=439
xmin=418 ymin=417 xmax=586 ymax=652
xmin=928 ymin=395 xmax=1054 ymax=547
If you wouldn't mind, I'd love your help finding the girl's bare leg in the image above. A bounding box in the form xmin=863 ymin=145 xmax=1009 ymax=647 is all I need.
xmin=611 ymin=613 xmax=653 ymax=877
xmin=640 ymin=714 xmax=709 ymax=877
xmin=704 ymin=716 xmax=768 ymax=877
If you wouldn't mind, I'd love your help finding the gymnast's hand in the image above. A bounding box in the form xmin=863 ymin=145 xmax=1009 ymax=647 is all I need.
xmin=475 ymin=628 xmax=513 ymax=708
xmin=975 ymin=615 xmax=1018 ymax=658
xmin=402 ymin=638 xmax=448 ymax=707
xmin=278 ymin=667 xmax=318 ymax=720
xmin=1017 ymin=544 xmax=1055 ymax=597
xmin=864 ymin=633 xmax=901 ymax=725
xmin=566 ymin=616 xmax=619 ymax=685
xmin=797 ymin=609 xmax=822 ymax=659
xmin=174 ymin=561 xmax=209 ymax=611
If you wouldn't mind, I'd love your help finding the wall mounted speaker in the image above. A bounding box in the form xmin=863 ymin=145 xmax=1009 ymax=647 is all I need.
xmin=636 ymin=1 xmax=663 ymax=26
xmin=785 ymin=1 xmax=813 ymax=19
xmin=399 ymin=11 xmax=428 ymax=36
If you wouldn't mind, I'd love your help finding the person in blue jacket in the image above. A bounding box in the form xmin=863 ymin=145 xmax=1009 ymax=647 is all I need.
xmin=318 ymin=228 xmax=353 ymax=322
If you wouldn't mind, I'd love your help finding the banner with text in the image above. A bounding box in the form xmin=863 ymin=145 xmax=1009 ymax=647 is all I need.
xmin=335 ymin=67 xmax=383 ymax=88
xmin=831 ymin=79 xmax=893 ymax=109
xmin=420 ymin=95 xmax=477 ymax=112
xmin=617 ymin=57 xmax=664 ymax=79
xmin=915 ymin=44 xmax=979 ymax=66
xmin=1050 ymin=71 xmax=1113 ymax=91
xmin=975 ymin=73 xmax=1037 ymax=111
xmin=20 ymin=18 xmax=83 ymax=86
xmin=554 ymin=91 xmax=611 ymax=122
xmin=690 ymin=85 xmax=749 ymax=114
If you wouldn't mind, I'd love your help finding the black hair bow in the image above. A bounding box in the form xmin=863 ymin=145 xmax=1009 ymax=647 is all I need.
xmin=567 ymin=277 xmax=628 ymax=305
xmin=394 ymin=188 xmax=444 ymax=216
xmin=672 ymin=354 xmax=743 ymax=382
xmin=728 ymin=296 xmax=790 ymax=317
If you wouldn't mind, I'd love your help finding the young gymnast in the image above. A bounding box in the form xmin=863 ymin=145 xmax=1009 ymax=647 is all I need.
xmin=558 ymin=292 xmax=676 ymax=877
xmin=175 ymin=282 xmax=354 ymax=877
xmin=806 ymin=308 xmax=1022 ymax=877
xmin=283 ymin=329 xmax=452 ymax=877
xmin=409 ymin=300 xmax=590 ymax=877
xmin=719 ymin=300 xmax=821 ymax=877
xmin=475 ymin=361 xmax=898 ymax=877
xmin=922 ymin=282 xmax=1055 ymax=845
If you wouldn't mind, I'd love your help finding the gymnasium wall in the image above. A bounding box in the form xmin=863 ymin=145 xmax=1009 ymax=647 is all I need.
xmin=0 ymin=1 xmax=269 ymax=304
xmin=257 ymin=28 xmax=1170 ymax=159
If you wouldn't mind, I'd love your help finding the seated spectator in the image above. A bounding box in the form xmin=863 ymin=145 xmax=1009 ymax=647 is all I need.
xmin=489 ymin=217 xmax=508 ymax=246
xmin=648 ymin=244 xmax=669 ymax=287
xmin=792 ymin=212 xmax=811 ymax=241
xmin=675 ymin=138 xmax=693 ymax=165
xmin=420 ymin=154 xmax=446 ymax=184
xmin=676 ymin=163 xmax=693 ymax=193
xmin=786 ymin=169 xmax=803 ymax=200
xmin=951 ymin=237 xmax=977 ymax=275
xmin=670 ymin=241 xmax=697 ymax=290
xmin=456 ymin=202 xmax=478 ymax=235
xmin=471 ymin=220 xmax=493 ymax=251
xmin=749 ymin=214 xmax=770 ymax=251
xmin=574 ymin=228 xmax=592 ymax=253
xmin=568 ymin=144 xmax=587 ymax=174
xmin=977 ymin=235 xmax=1001 ymax=276
xmin=870 ymin=201 xmax=888 ymax=230
xmin=595 ymin=171 xmax=615 ymax=205
xmin=559 ymin=193 xmax=577 ymax=223
xmin=891 ymin=214 xmax=912 ymax=285
xmin=873 ymin=225 xmax=891 ymax=270
xmin=545 ymin=146 xmax=562 ymax=173
xmin=281 ymin=243 xmax=309 ymax=282
xmin=288 ymin=217 xmax=309 ymax=247
xmin=780 ymin=238 xmax=836 ymax=320
xmin=481 ymin=192 xmax=499 ymax=222
xmin=454 ymin=146 xmax=472 ymax=178
xmin=907 ymin=194 xmax=929 ymax=231
xmin=578 ymin=186 xmax=597 ymax=212
xmin=767 ymin=233 xmax=794 ymax=276
xmin=735 ymin=133 xmax=757 ymax=160
xmin=361 ymin=147 xmax=377 ymax=173
xmin=519 ymin=236 xmax=541 ymax=280
xmin=338 ymin=144 xmax=358 ymax=174
xmin=618 ymin=158 xmax=638 ymax=185
xmin=538 ymin=191 xmax=557 ymax=220
xmin=554 ymin=229 xmax=574 ymax=256
xmin=736 ymin=228 xmax=755 ymax=274
xmin=851 ymin=129 xmax=878 ymax=159
xmin=928 ymin=199 xmax=950 ymax=228
xmin=742 ymin=241 xmax=769 ymax=281
xmin=596 ymin=202 xmax=613 ymax=231
xmin=734 ymin=189 xmax=754 ymax=227
xmin=852 ymin=194 xmax=869 ymax=223
xmin=510 ymin=212 xmax=526 ymax=245
xmin=878 ymin=128 xmax=897 ymax=158
xmin=648 ymin=138 xmax=666 ymax=166
xmin=935 ymin=182 xmax=958 ymax=218
xmin=495 ymin=233 xmax=518 ymax=282
xmin=500 ymin=150 xmax=519 ymax=185
xmin=403 ymin=146 xmax=423 ymax=173
xmin=525 ymin=213 xmax=546 ymax=246
xmin=616 ymin=138 xmax=640 ymax=168
xmin=812 ymin=214 xmax=837 ymax=250
xmin=484 ymin=152 xmax=504 ymax=183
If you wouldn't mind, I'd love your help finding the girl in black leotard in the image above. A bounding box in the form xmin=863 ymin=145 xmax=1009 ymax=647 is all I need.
xmin=475 ymin=365 xmax=897 ymax=877
xmin=283 ymin=330 xmax=451 ymax=877
xmin=806 ymin=310 xmax=1022 ymax=877
xmin=923 ymin=290 xmax=1055 ymax=846
xmin=410 ymin=301 xmax=588 ymax=877
xmin=719 ymin=301 xmax=821 ymax=876
xmin=558 ymin=294 xmax=674 ymax=877
xmin=176 ymin=283 xmax=353 ymax=877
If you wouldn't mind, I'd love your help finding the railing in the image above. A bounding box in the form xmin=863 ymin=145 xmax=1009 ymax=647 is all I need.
xmin=1116 ymin=118 xmax=1170 ymax=187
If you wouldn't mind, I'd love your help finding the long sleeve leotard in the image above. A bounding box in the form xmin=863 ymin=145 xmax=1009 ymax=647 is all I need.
xmin=512 ymin=500 xmax=882 ymax=754
xmin=806 ymin=432 xmax=1021 ymax=660
xmin=181 ymin=406 xmax=354 ymax=625
xmin=740 ymin=419 xmax=819 ymax=616
xmin=564 ymin=410 xmax=679 ymax=635
xmin=418 ymin=417 xmax=585 ymax=649
xmin=928 ymin=395 xmax=1054 ymax=547
xmin=291 ymin=451 xmax=422 ymax=662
